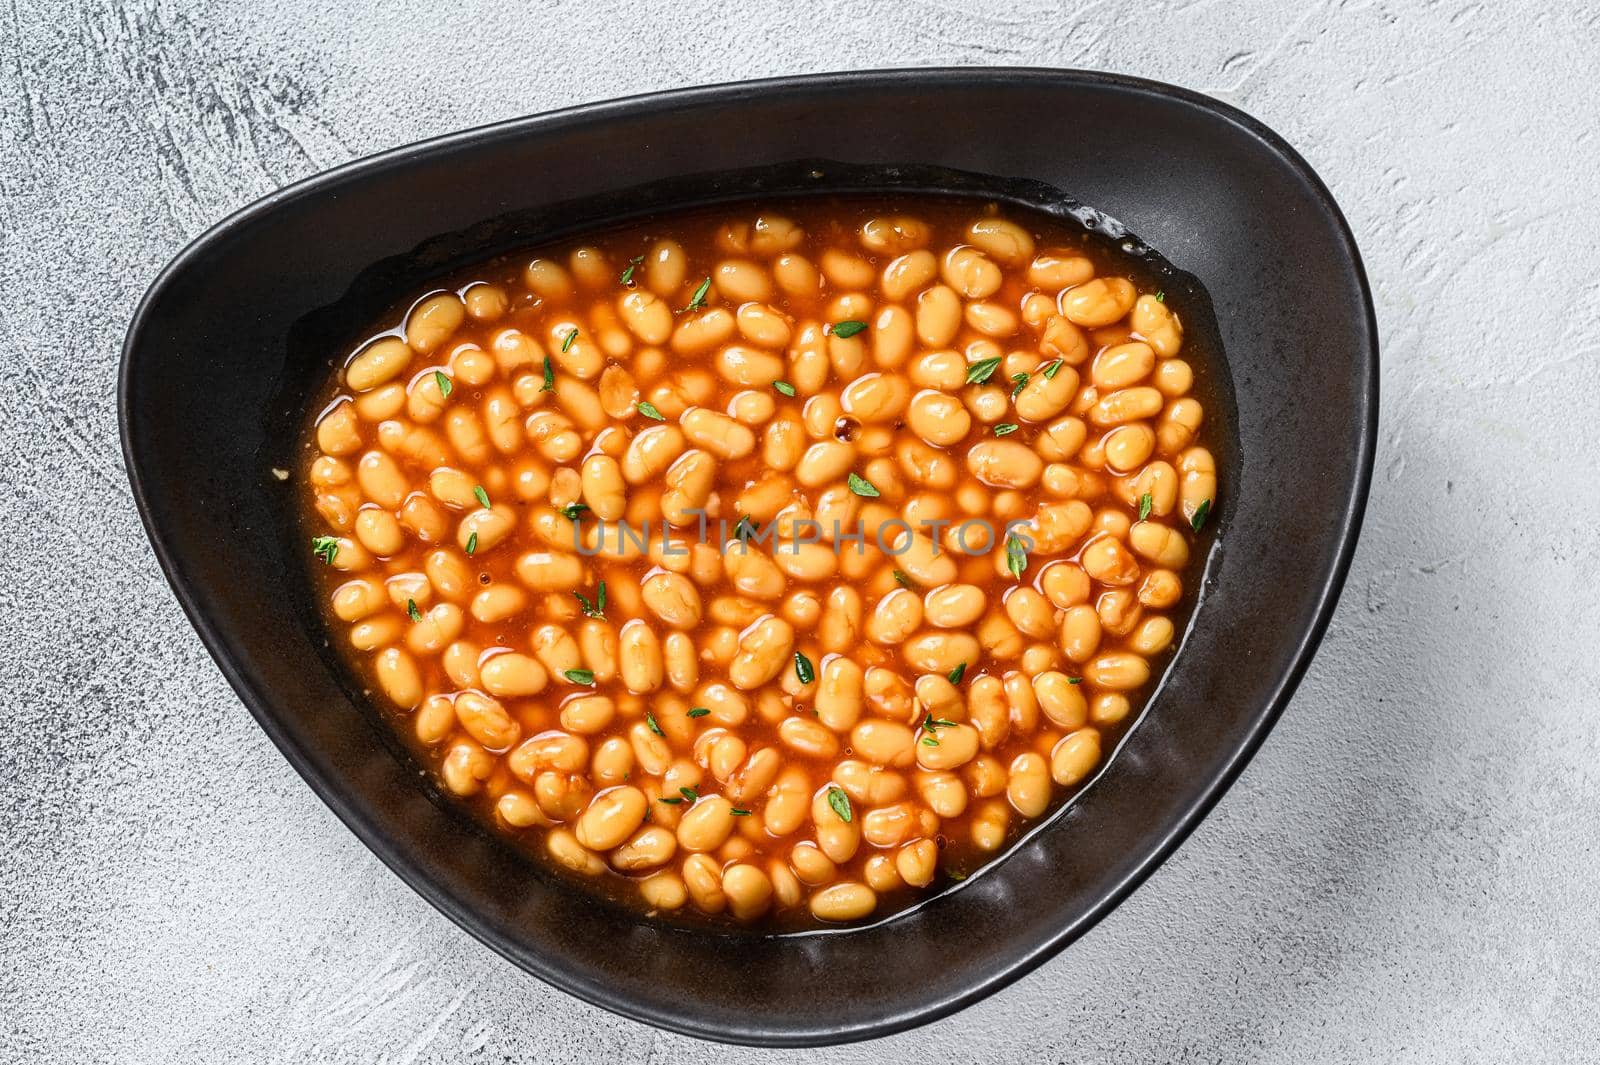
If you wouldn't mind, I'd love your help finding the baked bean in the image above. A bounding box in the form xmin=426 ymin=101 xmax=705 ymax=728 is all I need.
xmin=1131 ymin=294 xmax=1183 ymax=356
xmin=1006 ymin=752 xmax=1052 ymax=817
xmin=574 ymin=786 xmax=647 ymax=851
xmin=810 ymin=882 xmax=876 ymax=922
xmin=1062 ymin=277 xmax=1136 ymax=327
xmin=862 ymin=216 xmax=931 ymax=255
xmin=907 ymin=390 xmax=972 ymax=446
xmin=1085 ymin=652 xmax=1151 ymax=691
xmin=1028 ymin=250 xmax=1095 ymax=289
xmin=967 ymin=440 xmax=1044 ymax=489
xmin=441 ymin=740 xmax=494 ymax=796
xmin=1051 ymin=728 xmax=1102 ymax=786
xmin=970 ymin=798 xmax=1009 ymax=851
xmin=373 ymin=647 xmax=422 ymax=708
xmin=479 ymin=652 xmax=547 ymax=698
xmin=728 ymin=616 xmax=794 ymax=690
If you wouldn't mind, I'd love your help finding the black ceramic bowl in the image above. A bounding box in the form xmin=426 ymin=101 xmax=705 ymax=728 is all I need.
xmin=120 ymin=68 xmax=1376 ymax=1046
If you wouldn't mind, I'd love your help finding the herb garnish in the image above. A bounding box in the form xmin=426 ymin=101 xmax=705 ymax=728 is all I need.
xmin=540 ymin=355 xmax=554 ymax=392
xmin=1191 ymin=498 xmax=1212 ymax=532
xmin=1010 ymin=372 xmax=1029 ymax=398
xmin=679 ymin=786 xmax=699 ymax=803
xmin=561 ymin=328 xmax=578 ymax=353
xmin=794 ymin=651 xmax=815 ymax=685
xmin=573 ymin=580 xmax=607 ymax=618
xmin=561 ymin=502 xmax=590 ymax=521
xmin=831 ymin=319 xmax=868 ymax=339
xmin=947 ymin=662 xmax=966 ymax=685
xmin=1041 ymin=359 xmax=1064 ymax=379
xmin=773 ymin=380 xmax=796 ymax=397
xmin=1156 ymin=290 xmax=1166 ymax=302
xmin=687 ymin=707 xmax=710 ymax=719
xmin=311 ymin=535 xmax=339 ymax=565
xmin=563 ymin=669 xmax=596 ymax=685
xmin=993 ymin=423 xmax=1019 ymax=436
xmin=684 ymin=277 xmax=711 ymax=312
xmin=826 ymin=786 xmax=852 ymax=823
xmin=464 ymin=532 xmax=478 ymax=556
xmin=620 ymin=255 xmax=644 ymax=285
xmin=1005 ymin=533 xmax=1028 ymax=578
xmin=1138 ymin=493 xmax=1153 ymax=521
xmin=433 ymin=370 xmax=453 ymax=398
xmin=473 ymin=484 xmax=491 ymax=509
xmin=645 ymin=712 xmax=663 ymax=737
xmin=965 ymin=356 xmax=1003 ymax=385
xmin=405 ymin=598 xmax=422 ymax=623
xmin=730 ymin=808 xmax=751 ymax=817
xmin=637 ymin=401 xmax=665 ymax=421
xmin=846 ymin=472 xmax=879 ymax=498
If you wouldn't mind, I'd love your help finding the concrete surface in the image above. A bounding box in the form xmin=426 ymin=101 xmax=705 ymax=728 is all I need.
xmin=3 ymin=1 xmax=1598 ymax=1061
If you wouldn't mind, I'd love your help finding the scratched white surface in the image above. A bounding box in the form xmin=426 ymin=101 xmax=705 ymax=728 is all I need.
xmin=3 ymin=1 xmax=1599 ymax=1061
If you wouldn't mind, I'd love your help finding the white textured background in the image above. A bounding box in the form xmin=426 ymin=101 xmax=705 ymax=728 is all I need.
xmin=4 ymin=1 xmax=1598 ymax=1061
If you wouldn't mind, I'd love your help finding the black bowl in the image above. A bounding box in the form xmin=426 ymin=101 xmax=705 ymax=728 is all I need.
xmin=120 ymin=68 xmax=1376 ymax=1046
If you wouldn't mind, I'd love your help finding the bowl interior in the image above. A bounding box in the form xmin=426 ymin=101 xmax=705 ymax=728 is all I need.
xmin=122 ymin=68 xmax=1374 ymax=1046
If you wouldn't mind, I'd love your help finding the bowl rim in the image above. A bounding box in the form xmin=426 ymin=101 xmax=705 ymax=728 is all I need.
xmin=119 ymin=65 xmax=1378 ymax=1045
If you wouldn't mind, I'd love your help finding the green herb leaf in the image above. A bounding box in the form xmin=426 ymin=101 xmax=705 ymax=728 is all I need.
xmin=1010 ymin=372 xmax=1029 ymax=398
xmin=1156 ymin=290 xmax=1166 ymax=302
xmin=541 ymin=355 xmax=555 ymax=393
xmin=947 ymin=662 xmax=966 ymax=685
xmin=1041 ymin=359 xmax=1064 ymax=380
xmin=891 ymin=570 xmax=914 ymax=588
xmin=573 ymin=581 xmax=607 ymax=618
xmin=679 ymin=786 xmax=699 ymax=802
xmin=732 ymin=514 xmax=755 ymax=540
xmin=794 ymin=651 xmax=815 ymax=685
xmin=846 ymin=472 xmax=879 ymax=498
xmin=433 ymin=370 xmax=453 ymax=398
xmin=684 ymin=276 xmax=711 ymax=312
xmin=993 ymin=423 xmax=1019 ymax=436
xmin=826 ymin=786 xmax=852 ymax=823
xmin=730 ymin=808 xmax=751 ymax=816
xmin=563 ymin=668 xmax=595 ymax=685
xmin=773 ymin=380 xmax=796 ymax=397
xmin=406 ymin=598 xmax=422 ymax=623
xmin=473 ymin=485 xmax=491 ymax=509
xmin=965 ymin=356 xmax=1003 ymax=385
xmin=921 ymin=713 xmax=956 ymax=734
xmin=687 ymin=707 xmax=710 ymax=719
xmin=921 ymin=735 xmax=940 ymax=747
xmin=658 ymin=795 xmax=683 ymax=805
xmin=311 ymin=535 xmax=339 ymax=565
xmin=831 ymin=319 xmax=868 ymax=339
xmin=1191 ymin=498 xmax=1212 ymax=532
xmin=637 ymin=401 xmax=665 ymax=421
xmin=620 ymin=255 xmax=644 ymax=285
xmin=1005 ymin=533 xmax=1028 ymax=579
xmin=558 ymin=503 xmax=589 ymax=523
xmin=1138 ymin=493 xmax=1153 ymax=521
xmin=561 ymin=327 xmax=578 ymax=353
xmin=464 ymin=531 xmax=478 ymax=556
xmin=1068 ymin=676 xmax=1082 ymax=685
xmin=645 ymin=712 xmax=663 ymax=736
